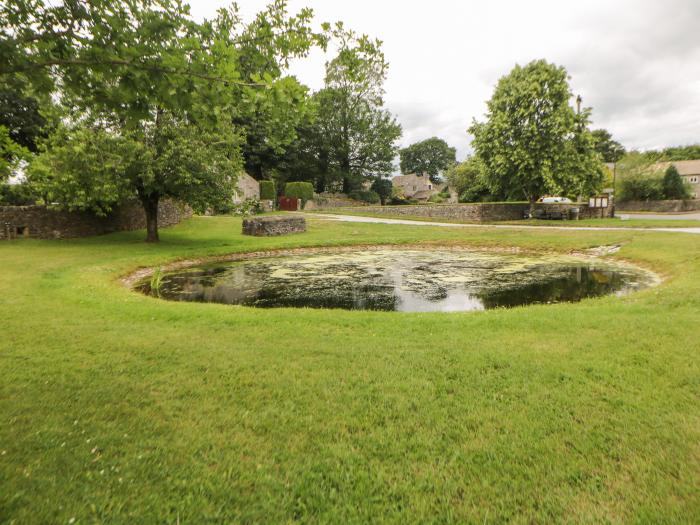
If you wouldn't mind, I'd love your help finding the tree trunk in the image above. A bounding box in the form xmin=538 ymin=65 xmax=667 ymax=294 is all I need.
xmin=142 ymin=194 xmax=160 ymax=243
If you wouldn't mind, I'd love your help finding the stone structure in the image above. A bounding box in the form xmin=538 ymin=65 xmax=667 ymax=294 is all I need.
xmin=326 ymin=202 xmax=613 ymax=222
xmin=307 ymin=193 xmax=370 ymax=209
xmin=0 ymin=199 xmax=192 ymax=240
xmin=653 ymin=160 xmax=700 ymax=198
xmin=616 ymin=199 xmax=700 ymax=213
xmin=242 ymin=215 xmax=306 ymax=236
xmin=391 ymin=173 xmax=441 ymax=201
xmin=233 ymin=172 xmax=260 ymax=203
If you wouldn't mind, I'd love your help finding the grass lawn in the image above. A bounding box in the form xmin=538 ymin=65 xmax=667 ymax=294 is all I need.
xmin=310 ymin=209 xmax=700 ymax=229
xmin=1 ymin=215 xmax=699 ymax=523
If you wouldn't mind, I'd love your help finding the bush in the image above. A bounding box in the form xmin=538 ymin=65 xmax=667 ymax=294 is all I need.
xmin=232 ymin=199 xmax=263 ymax=216
xmin=0 ymin=183 xmax=39 ymax=205
xmin=348 ymin=190 xmax=381 ymax=204
xmin=662 ymin=165 xmax=690 ymax=200
xmin=370 ymin=178 xmax=392 ymax=205
xmin=618 ymin=174 xmax=664 ymax=202
xmin=260 ymin=180 xmax=276 ymax=200
xmin=428 ymin=193 xmax=445 ymax=203
xmin=284 ymin=182 xmax=314 ymax=204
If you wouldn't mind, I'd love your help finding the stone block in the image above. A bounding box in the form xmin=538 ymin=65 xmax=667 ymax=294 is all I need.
xmin=242 ymin=215 xmax=306 ymax=236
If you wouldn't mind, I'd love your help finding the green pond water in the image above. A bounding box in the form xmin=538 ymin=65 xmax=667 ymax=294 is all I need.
xmin=137 ymin=248 xmax=655 ymax=312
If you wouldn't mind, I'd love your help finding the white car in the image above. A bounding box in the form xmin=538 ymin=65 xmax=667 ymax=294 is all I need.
xmin=539 ymin=196 xmax=572 ymax=203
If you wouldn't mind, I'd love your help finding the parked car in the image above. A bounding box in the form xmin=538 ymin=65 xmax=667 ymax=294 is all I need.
xmin=538 ymin=196 xmax=572 ymax=203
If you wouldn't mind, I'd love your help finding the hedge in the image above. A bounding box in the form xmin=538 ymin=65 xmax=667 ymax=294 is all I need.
xmin=284 ymin=182 xmax=314 ymax=203
xmin=260 ymin=180 xmax=276 ymax=200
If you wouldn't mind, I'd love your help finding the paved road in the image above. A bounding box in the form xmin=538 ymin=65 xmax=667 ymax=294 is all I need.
xmin=310 ymin=213 xmax=700 ymax=235
xmin=618 ymin=212 xmax=700 ymax=221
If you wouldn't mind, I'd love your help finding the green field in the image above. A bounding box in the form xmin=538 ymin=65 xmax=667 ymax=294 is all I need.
xmin=1 ymin=216 xmax=699 ymax=523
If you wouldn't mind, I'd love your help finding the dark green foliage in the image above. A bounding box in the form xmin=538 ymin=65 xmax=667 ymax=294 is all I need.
xmin=446 ymin=157 xmax=499 ymax=203
xmin=662 ymin=165 xmax=690 ymax=200
xmin=591 ymin=129 xmax=625 ymax=163
xmin=618 ymin=174 xmax=664 ymax=202
xmin=370 ymin=178 xmax=392 ymax=205
xmin=260 ymin=180 xmax=276 ymax=200
xmin=284 ymin=181 xmax=314 ymax=203
xmin=0 ymin=183 xmax=39 ymax=205
xmin=399 ymin=137 xmax=456 ymax=184
xmin=348 ymin=190 xmax=380 ymax=204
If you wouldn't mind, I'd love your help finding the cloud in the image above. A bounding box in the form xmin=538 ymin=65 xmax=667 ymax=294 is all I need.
xmin=190 ymin=0 xmax=700 ymax=158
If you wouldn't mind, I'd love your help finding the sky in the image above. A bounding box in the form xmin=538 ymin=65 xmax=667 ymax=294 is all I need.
xmin=190 ymin=0 xmax=700 ymax=161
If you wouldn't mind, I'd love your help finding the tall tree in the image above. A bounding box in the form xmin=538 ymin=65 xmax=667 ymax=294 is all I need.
xmin=3 ymin=0 xmax=324 ymax=241
xmin=662 ymin=165 xmax=689 ymax=200
xmin=591 ymin=129 xmax=625 ymax=163
xmin=399 ymin=137 xmax=456 ymax=184
xmin=469 ymin=60 xmax=602 ymax=205
xmin=313 ymin=25 xmax=402 ymax=193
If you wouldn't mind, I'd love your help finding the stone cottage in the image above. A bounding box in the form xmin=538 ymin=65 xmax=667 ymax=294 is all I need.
xmin=233 ymin=172 xmax=260 ymax=203
xmin=392 ymin=173 xmax=441 ymax=201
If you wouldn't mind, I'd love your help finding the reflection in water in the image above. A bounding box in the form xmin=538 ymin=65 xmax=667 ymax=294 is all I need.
xmin=137 ymin=249 xmax=653 ymax=312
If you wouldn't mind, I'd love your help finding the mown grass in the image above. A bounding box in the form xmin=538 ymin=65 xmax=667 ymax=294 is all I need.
xmin=310 ymin=209 xmax=700 ymax=228
xmin=1 ymin=216 xmax=699 ymax=523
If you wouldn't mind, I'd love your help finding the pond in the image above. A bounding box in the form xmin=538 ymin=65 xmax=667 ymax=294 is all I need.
xmin=136 ymin=248 xmax=655 ymax=312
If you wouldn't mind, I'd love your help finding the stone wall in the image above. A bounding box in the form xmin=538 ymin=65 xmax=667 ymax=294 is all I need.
xmin=615 ymin=199 xmax=700 ymax=213
xmin=324 ymin=202 xmax=613 ymax=222
xmin=0 ymin=199 xmax=192 ymax=240
xmin=242 ymin=215 xmax=306 ymax=236
xmin=310 ymin=193 xmax=370 ymax=209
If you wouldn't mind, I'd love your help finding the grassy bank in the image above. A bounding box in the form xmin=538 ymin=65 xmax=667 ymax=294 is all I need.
xmin=1 ymin=216 xmax=699 ymax=523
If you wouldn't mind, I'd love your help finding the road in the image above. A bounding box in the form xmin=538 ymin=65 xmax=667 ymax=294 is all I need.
xmin=310 ymin=213 xmax=700 ymax=235
xmin=618 ymin=212 xmax=700 ymax=221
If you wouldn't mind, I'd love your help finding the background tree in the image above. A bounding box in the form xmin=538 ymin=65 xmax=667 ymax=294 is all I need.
xmin=445 ymin=157 xmax=494 ymax=203
xmin=470 ymin=60 xmax=602 ymax=206
xmin=311 ymin=25 xmax=402 ymax=193
xmin=662 ymin=165 xmax=690 ymax=200
xmin=370 ymin=177 xmax=392 ymax=205
xmin=399 ymin=137 xmax=456 ymax=183
xmin=566 ymin=106 xmax=606 ymax=198
xmin=591 ymin=129 xmax=625 ymax=163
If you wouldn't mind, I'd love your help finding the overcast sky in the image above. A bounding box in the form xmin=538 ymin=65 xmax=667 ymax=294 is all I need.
xmin=191 ymin=0 xmax=700 ymax=161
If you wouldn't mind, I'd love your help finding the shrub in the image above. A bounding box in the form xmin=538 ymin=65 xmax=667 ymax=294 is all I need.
xmin=284 ymin=182 xmax=314 ymax=204
xmin=428 ymin=193 xmax=445 ymax=203
xmin=370 ymin=178 xmax=392 ymax=205
xmin=618 ymin=174 xmax=664 ymax=202
xmin=348 ymin=190 xmax=381 ymax=204
xmin=260 ymin=180 xmax=276 ymax=200
xmin=0 ymin=183 xmax=39 ymax=205
xmin=232 ymin=198 xmax=263 ymax=216
xmin=662 ymin=165 xmax=690 ymax=200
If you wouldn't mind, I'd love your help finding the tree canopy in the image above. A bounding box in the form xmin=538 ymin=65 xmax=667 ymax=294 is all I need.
xmin=469 ymin=59 xmax=603 ymax=203
xmin=591 ymin=129 xmax=625 ymax=163
xmin=2 ymin=0 xmax=326 ymax=241
xmin=399 ymin=137 xmax=456 ymax=184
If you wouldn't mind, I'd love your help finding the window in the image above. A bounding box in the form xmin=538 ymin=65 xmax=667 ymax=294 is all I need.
xmin=428 ymin=184 xmax=432 ymax=190
xmin=689 ymin=176 xmax=699 ymax=184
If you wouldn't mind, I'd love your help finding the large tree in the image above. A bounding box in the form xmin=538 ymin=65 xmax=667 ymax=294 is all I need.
xmin=399 ymin=137 xmax=456 ymax=184
xmin=469 ymin=59 xmax=603 ymax=205
xmin=2 ymin=0 xmax=324 ymax=241
xmin=311 ymin=25 xmax=402 ymax=193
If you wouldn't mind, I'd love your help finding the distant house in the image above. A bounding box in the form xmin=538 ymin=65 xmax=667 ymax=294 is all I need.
xmin=233 ymin=172 xmax=260 ymax=203
xmin=654 ymin=160 xmax=700 ymax=198
xmin=392 ymin=173 xmax=443 ymax=201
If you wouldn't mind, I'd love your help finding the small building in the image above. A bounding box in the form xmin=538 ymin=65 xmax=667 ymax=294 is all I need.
xmin=654 ymin=160 xmax=700 ymax=198
xmin=392 ymin=173 xmax=441 ymax=201
xmin=233 ymin=172 xmax=260 ymax=203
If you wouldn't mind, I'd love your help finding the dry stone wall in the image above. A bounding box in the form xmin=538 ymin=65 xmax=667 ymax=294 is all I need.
xmin=242 ymin=215 xmax=306 ymax=236
xmin=0 ymin=199 xmax=192 ymax=240
xmin=324 ymin=202 xmax=613 ymax=222
xmin=615 ymin=200 xmax=700 ymax=213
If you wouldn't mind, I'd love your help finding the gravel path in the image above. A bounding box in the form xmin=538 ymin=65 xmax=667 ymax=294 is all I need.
xmin=309 ymin=213 xmax=700 ymax=235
